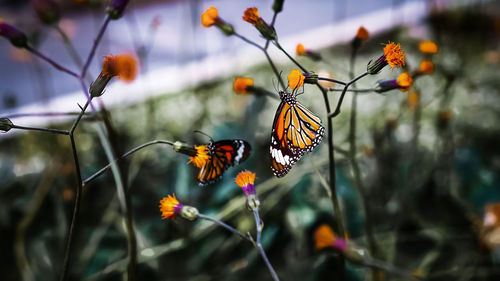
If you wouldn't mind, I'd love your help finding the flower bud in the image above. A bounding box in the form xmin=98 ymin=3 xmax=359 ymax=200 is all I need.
xmin=216 ymin=21 xmax=234 ymax=36
xmin=32 ymin=0 xmax=60 ymax=25
xmin=272 ymin=0 xmax=284 ymax=13
xmin=304 ymin=72 xmax=319 ymax=84
xmin=0 ymin=21 xmax=28 ymax=48
xmin=89 ymin=74 xmax=112 ymax=97
xmin=367 ymin=56 xmax=388 ymax=75
xmin=173 ymin=141 xmax=194 ymax=154
xmin=180 ymin=205 xmax=199 ymax=221
xmin=246 ymin=194 xmax=261 ymax=211
xmin=374 ymin=80 xmax=399 ymax=93
xmin=107 ymin=0 xmax=129 ymax=20
xmin=0 ymin=118 xmax=13 ymax=132
xmin=344 ymin=242 xmax=370 ymax=264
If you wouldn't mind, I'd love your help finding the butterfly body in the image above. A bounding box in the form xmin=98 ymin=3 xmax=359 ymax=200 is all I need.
xmin=198 ymin=139 xmax=251 ymax=186
xmin=270 ymin=91 xmax=324 ymax=177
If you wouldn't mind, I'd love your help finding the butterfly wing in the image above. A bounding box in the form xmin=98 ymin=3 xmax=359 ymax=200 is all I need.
xmin=198 ymin=139 xmax=251 ymax=186
xmin=270 ymin=97 xmax=324 ymax=178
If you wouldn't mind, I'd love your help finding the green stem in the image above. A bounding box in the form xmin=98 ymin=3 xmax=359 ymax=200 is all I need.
xmin=83 ymin=140 xmax=174 ymax=186
xmin=253 ymin=209 xmax=280 ymax=281
xmin=198 ymin=214 xmax=251 ymax=242
xmin=11 ymin=124 xmax=69 ymax=135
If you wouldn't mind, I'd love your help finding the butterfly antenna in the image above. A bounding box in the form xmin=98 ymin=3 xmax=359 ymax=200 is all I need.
xmin=296 ymin=85 xmax=305 ymax=96
xmin=193 ymin=130 xmax=214 ymax=142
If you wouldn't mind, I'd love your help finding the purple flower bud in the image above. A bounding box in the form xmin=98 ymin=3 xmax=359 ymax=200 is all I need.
xmin=107 ymin=0 xmax=130 ymax=20
xmin=0 ymin=22 xmax=28 ymax=48
xmin=32 ymin=0 xmax=60 ymax=25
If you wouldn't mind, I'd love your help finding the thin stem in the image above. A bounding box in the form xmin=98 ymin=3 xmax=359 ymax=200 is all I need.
xmin=81 ymin=15 xmax=111 ymax=79
xmin=83 ymin=140 xmax=174 ymax=186
xmin=198 ymin=214 xmax=251 ymax=242
xmin=318 ymin=77 xmax=347 ymax=86
xmin=329 ymin=72 xmax=369 ymax=118
xmin=274 ymin=41 xmax=307 ymax=73
xmin=263 ymin=50 xmax=286 ymax=89
xmin=253 ymin=209 xmax=280 ymax=281
xmin=25 ymin=45 xmax=80 ymax=79
xmin=328 ymin=88 xmax=374 ymax=93
xmin=264 ymin=11 xmax=279 ymax=50
xmin=59 ymin=134 xmax=83 ymax=281
xmin=11 ymin=124 xmax=69 ymax=135
xmin=70 ymin=99 xmax=91 ymax=134
xmin=54 ymin=25 xmax=84 ymax=70
xmin=234 ymin=32 xmax=264 ymax=50
xmin=2 ymin=112 xmax=93 ymax=119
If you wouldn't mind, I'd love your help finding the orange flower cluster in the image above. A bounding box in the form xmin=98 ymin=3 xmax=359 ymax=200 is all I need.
xmin=356 ymin=26 xmax=369 ymax=40
xmin=242 ymin=7 xmax=260 ymax=25
xmin=383 ymin=42 xmax=406 ymax=69
xmin=102 ymin=54 xmax=138 ymax=82
xmin=233 ymin=77 xmax=254 ymax=94
xmin=419 ymin=40 xmax=438 ymax=54
xmin=201 ymin=6 xmax=219 ymax=27
xmin=419 ymin=60 xmax=434 ymax=74
xmin=397 ymin=72 xmax=413 ymax=91
xmin=159 ymin=194 xmax=182 ymax=220
xmin=288 ymin=69 xmax=305 ymax=89
xmin=314 ymin=224 xmax=336 ymax=250
xmin=235 ymin=170 xmax=255 ymax=188
xmin=296 ymin=43 xmax=306 ymax=56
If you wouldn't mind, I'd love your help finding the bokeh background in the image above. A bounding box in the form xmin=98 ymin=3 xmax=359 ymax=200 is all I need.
xmin=1 ymin=0 xmax=500 ymax=280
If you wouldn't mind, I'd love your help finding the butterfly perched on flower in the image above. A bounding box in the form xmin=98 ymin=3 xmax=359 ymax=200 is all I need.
xmin=188 ymin=139 xmax=251 ymax=186
xmin=270 ymin=90 xmax=324 ymax=177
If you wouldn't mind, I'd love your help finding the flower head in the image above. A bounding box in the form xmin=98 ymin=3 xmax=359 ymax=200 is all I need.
xmin=0 ymin=20 xmax=28 ymax=48
xmin=102 ymin=54 xmax=138 ymax=82
xmin=315 ymin=224 xmax=347 ymax=251
xmin=188 ymin=145 xmax=210 ymax=168
xmin=315 ymin=224 xmax=336 ymax=250
xmin=419 ymin=60 xmax=434 ymax=74
xmin=383 ymin=42 xmax=406 ymax=69
xmin=159 ymin=194 xmax=183 ymax=220
xmin=356 ymin=26 xmax=369 ymax=40
xmin=32 ymin=0 xmax=60 ymax=25
xmin=242 ymin=7 xmax=259 ymax=25
xmin=296 ymin=43 xmax=306 ymax=56
xmin=484 ymin=203 xmax=500 ymax=227
xmin=419 ymin=40 xmax=438 ymax=54
xmin=0 ymin=118 xmax=13 ymax=133
xmin=288 ymin=69 xmax=305 ymax=89
xmin=235 ymin=170 xmax=256 ymax=193
xmin=108 ymin=0 xmax=130 ymax=20
xmin=233 ymin=77 xmax=254 ymax=94
xmin=397 ymin=72 xmax=413 ymax=91
xmin=201 ymin=6 xmax=219 ymax=27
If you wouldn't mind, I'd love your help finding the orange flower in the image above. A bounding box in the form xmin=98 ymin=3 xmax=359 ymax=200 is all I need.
xmin=201 ymin=6 xmax=219 ymax=27
xmin=296 ymin=43 xmax=306 ymax=56
xmin=242 ymin=7 xmax=259 ymax=25
xmin=102 ymin=54 xmax=138 ymax=82
xmin=438 ymin=111 xmax=452 ymax=120
xmin=287 ymin=69 xmax=305 ymax=89
xmin=484 ymin=203 xmax=500 ymax=227
xmin=233 ymin=77 xmax=254 ymax=94
xmin=407 ymin=91 xmax=419 ymax=109
xmin=419 ymin=60 xmax=434 ymax=74
xmin=356 ymin=26 xmax=369 ymax=40
xmin=159 ymin=194 xmax=183 ymax=220
xmin=315 ymin=224 xmax=336 ymax=250
xmin=383 ymin=42 xmax=406 ymax=69
xmin=235 ymin=170 xmax=256 ymax=188
xmin=397 ymin=72 xmax=413 ymax=91
xmin=419 ymin=40 xmax=438 ymax=54
xmin=188 ymin=145 xmax=210 ymax=168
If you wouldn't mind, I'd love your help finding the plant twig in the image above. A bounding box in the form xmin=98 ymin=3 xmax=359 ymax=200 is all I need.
xmin=253 ymin=209 xmax=280 ymax=281
xmin=329 ymin=72 xmax=368 ymax=118
xmin=83 ymin=140 xmax=174 ymax=186
xmin=81 ymin=15 xmax=111 ymax=79
xmin=11 ymin=124 xmax=69 ymax=135
xmin=25 ymin=45 xmax=80 ymax=79
xmin=198 ymin=214 xmax=252 ymax=242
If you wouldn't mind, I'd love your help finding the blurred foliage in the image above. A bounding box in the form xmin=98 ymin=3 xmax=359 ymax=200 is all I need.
xmin=1 ymin=2 xmax=500 ymax=281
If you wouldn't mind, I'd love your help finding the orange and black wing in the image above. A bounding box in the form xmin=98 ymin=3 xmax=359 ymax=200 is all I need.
xmin=198 ymin=140 xmax=251 ymax=186
xmin=270 ymin=98 xmax=324 ymax=178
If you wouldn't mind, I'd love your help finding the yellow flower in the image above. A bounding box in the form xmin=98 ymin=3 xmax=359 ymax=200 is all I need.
xmin=201 ymin=6 xmax=219 ymax=27
xmin=383 ymin=42 xmax=406 ymax=69
xmin=242 ymin=7 xmax=259 ymax=25
xmin=314 ymin=224 xmax=336 ymax=250
xmin=356 ymin=26 xmax=369 ymax=40
xmin=188 ymin=145 xmax=210 ymax=168
xmin=419 ymin=40 xmax=438 ymax=54
xmin=397 ymin=72 xmax=413 ymax=91
xmin=102 ymin=54 xmax=138 ymax=82
xmin=159 ymin=194 xmax=183 ymax=220
xmin=233 ymin=77 xmax=254 ymax=94
xmin=419 ymin=60 xmax=434 ymax=74
xmin=235 ymin=170 xmax=256 ymax=188
xmin=287 ymin=69 xmax=305 ymax=89
xmin=296 ymin=43 xmax=306 ymax=56
xmin=407 ymin=91 xmax=419 ymax=109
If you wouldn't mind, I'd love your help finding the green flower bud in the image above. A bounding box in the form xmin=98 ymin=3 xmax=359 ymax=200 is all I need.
xmin=0 ymin=118 xmax=13 ymax=132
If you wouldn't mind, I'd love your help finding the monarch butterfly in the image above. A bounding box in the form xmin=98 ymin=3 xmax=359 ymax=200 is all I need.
xmin=270 ymin=91 xmax=324 ymax=177
xmin=198 ymin=139 xmax=251 ymax=186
